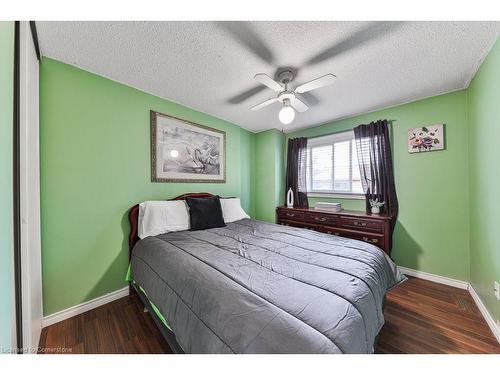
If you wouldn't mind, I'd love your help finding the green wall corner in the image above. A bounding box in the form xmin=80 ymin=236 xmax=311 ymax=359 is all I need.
xmin=467 ymin=36 xmax=500 ymax=325
xmin=253 ymin=129 xmax=285 ymax=222
xmin=40 ymin=58 xmax=256 ymax=315
xmin=287 ymin=90 xmax=470 ymax=281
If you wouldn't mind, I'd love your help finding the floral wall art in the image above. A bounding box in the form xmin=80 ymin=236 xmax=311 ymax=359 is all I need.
xmin=408 ymin=124 xmax=445 ymax=153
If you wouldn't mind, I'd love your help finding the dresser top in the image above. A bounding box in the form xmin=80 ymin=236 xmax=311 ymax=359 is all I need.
xmin=277 ymin=206 xmax=392 ymax=220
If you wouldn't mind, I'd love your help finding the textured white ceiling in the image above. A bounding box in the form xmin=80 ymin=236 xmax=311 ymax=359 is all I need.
xmin=36 ymin=21 xmax=499 ymax=132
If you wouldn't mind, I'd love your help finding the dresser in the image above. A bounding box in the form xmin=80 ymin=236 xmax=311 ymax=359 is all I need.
xmin=276 ymin=206 xmax=392 ymax=255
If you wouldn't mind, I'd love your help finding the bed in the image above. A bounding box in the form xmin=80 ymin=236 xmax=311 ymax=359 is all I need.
xmin=127 ymin=193 xmax=405 ymax=354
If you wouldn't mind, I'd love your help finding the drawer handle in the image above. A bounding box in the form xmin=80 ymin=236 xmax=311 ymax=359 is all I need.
xmin=327 ymin=231 xmax=340 ymax=236
xmin=285 ymin=213 xmax=296 ymax=217
xmin=362 ymin=236 xmax=378 ymax=244
xmin=353 ymin=221 xmax=367 ymax=227
xmin=314 ymin=217 xmax=327 ymax=222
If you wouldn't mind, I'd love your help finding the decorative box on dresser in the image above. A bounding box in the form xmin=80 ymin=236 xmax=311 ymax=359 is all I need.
xmin=276 ymin=206 xmax=393 ymax=255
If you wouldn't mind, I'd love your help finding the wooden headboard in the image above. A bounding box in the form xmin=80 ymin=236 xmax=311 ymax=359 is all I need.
xmin=128 ymin=192 xmax=215 ymax=255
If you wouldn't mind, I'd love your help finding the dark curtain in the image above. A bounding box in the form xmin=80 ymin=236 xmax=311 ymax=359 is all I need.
xmin=285 ymin=137 xmax=309 ymax=209
xmin=354 ymin=120 xmax=398 ymax=247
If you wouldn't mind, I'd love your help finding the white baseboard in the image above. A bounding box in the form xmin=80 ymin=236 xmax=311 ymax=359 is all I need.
xmin=398 ymin=266 xmax=469 ymax=289
xmin=42 ymin=286 xmax=129 ymax=328
xmin=468 ymin=284 xmax=500 ymax=344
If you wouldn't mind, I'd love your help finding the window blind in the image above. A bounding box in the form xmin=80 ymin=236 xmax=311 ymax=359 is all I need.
xmin=306 ymin=131 xmax=364 ymax=194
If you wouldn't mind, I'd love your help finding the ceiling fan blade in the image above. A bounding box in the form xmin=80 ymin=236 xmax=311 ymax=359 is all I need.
xmin=250 ymin=97 xmax=279 ymax=111
xmin=254 ymin=73 xmax=283 ymax=92
xmin=216 ymin=22 xmax=274 ymax=64
xmin=290 ymin=97 xmax=309 ymax=113
xmin=227 ymin=85 xmax=266 ymax=104
xmin=305 ymin=22 xmax=403 ymax=66
xmin=295 ymin=74 xmax=336 ymax=94
xmin=300 ymin=91 xmax=320 ymax=106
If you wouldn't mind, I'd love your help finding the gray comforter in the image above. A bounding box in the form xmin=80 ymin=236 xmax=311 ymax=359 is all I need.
xmin=130 ymin=218 xmax=405 ymax=354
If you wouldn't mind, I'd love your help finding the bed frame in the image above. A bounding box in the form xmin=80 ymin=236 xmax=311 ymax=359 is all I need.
xmin=127 ymin=192 xmax=385 ymax=354
xmin=128 ymin=193 xmax=216 ymax=354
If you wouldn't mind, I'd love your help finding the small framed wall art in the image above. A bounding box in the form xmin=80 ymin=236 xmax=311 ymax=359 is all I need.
xmin=408 ymin=124 xmax=445 ymax=153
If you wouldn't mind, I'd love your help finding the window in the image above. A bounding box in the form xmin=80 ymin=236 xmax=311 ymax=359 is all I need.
xmin=306 ymin=131 xmax=364 ymax=195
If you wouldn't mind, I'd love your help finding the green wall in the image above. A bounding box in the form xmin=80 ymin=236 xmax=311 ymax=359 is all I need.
xmin=287 ymin=91 xmax=470 ymax=281
xmin=0 ymin=21 xmax=15 ymax=352
xmin=468 ymin=37 xmax=500 ymax=325
xmin=253 ymin=129 xmax=285 ymax=222
xmin=40 ymin=58 xmax=256 ymax=315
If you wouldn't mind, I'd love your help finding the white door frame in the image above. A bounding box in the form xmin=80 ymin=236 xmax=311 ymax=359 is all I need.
xmin=19 ymin=21 xmax=42 ymax=353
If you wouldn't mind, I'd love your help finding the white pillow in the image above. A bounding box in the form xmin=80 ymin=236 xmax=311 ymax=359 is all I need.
xmin=138 ymin=200 xmax=190 ymax=239
xmin=220 ymin=198 xmax=249 ymax=223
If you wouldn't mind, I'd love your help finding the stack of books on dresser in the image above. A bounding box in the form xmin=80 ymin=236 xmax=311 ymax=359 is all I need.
xmin=314 ymin=202 xmax=342 ymax=212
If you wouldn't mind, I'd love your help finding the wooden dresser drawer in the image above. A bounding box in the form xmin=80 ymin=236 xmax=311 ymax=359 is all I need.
xmin=276 ymin=206 xmax=391 ymax=255
xmin=350 ymin=231 xmax=385 ymax=247
xmin=280 ymin=219 xmax=320 ymax=231
xmin=277 ymin=209 xmax=305 ymax=221
xmin=341 ymin=216 xmax=384 ymax=233
xmin=322 ymin=226 xmax=384 ymax=247
xmin=321 ymin=226 xmax=343 ymax=236
xmin=303 ymin=212 xmax=339 ymax=226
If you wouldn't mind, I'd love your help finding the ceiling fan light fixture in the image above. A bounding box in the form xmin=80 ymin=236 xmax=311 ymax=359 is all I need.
xmin=250 ymin=71 xmax=335 ymax=124
xmin=279 ymin=100 xmax=295 ymax=125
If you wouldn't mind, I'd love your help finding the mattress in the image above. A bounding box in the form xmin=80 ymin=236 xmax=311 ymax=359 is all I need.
xmin=129 ymin=218 xmax=405 ymax=353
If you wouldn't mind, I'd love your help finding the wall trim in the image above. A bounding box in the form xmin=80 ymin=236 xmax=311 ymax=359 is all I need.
xmin=468 ymin=284 xmax=500 ymax=344
xmin=41 ymin=286 xmax=129 ymax=328
xmin=398 ymin=266 xmax=469 ymax=289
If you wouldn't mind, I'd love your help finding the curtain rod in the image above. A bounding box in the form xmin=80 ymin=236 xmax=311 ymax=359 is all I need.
xmin=292 ymin=119 xmax=397 ymax=140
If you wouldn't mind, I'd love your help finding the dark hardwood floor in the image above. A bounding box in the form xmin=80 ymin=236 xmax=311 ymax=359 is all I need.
xmin=39 ymin=291 xmax=172 ymax=354
xmin=376 ymin=277 xmax=499 ymax=354
xmin=38 ymin=276 xmax=500 ymax=354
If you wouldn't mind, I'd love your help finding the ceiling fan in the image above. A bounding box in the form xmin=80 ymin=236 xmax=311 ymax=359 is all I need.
xmin=250 ymin=70 xmax=336 ymax=125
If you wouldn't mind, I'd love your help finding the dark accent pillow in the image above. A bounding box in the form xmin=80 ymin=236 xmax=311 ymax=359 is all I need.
xmin=185 ymin=196 xmax=226 ymax=231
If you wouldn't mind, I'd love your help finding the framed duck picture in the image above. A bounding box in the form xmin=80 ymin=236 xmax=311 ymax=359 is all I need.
xmin=408 ymin=124 xmax=445 ymax=153
xmin=150 ymin=111 xmax=226 ymax=182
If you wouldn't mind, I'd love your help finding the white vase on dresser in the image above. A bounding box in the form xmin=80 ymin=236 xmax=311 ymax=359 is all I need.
xmin=286 ymin=188 xmax=294 ymax=208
